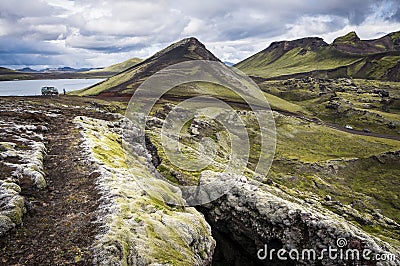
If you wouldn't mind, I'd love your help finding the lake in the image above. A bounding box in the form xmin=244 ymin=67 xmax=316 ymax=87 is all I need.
xmin=0 ymin=79 xmax=105 ymax=96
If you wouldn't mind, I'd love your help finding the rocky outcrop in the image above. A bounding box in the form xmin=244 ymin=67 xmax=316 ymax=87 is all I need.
xmin=266 ymin=37 xmax=328 ymax=53
xmin=333 ymin=31 xmax=400 ymax=54
xmin=200 ymin=172 xmax=400 ymax=265
xmin=75 ymin=116 xmax=215 ymax=265
xmin=0 ymin=100 xmax=51 ymax=236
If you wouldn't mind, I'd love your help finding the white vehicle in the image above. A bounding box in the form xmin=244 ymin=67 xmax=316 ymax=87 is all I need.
xmin=41 ymin=86 xmax=59 ymax=96
xmin=344 ymin=125 xmax=353 ymax=130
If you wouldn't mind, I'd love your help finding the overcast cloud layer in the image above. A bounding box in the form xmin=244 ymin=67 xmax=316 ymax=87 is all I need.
xmin=1 ymin=0 xmax=400 ymax=69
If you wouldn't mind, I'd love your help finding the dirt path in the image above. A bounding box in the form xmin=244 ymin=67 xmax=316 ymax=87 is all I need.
xmin=265 ymin=108 xmax=400 ymax=141
xmin=0 ymin=97 xmax=115 ymax=265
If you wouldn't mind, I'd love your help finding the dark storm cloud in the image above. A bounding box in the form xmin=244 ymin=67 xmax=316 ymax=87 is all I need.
xmin=388 ymin=3 xmax=400 ymax=21
xmin=0 ymin=53 xmax=63 ymax=66
xmin=0 ymin=0 xmax=399 ymax=68
xmin=65 ymin=34 xmax=148 ymax=53
xmin=0 ymin=0 xmax=67 ymax=39
xmin=296 ymin=0 xmax=374 ymax=24
xmin=393 ymin=9 xmax=400 ymax=21
xmin=0 ymin=37 xmax=63 ymax=55
xmin=174 ymin=0 xmax=379 ymax=39
xmin=0 ymin=0 xmax=61 ymax=19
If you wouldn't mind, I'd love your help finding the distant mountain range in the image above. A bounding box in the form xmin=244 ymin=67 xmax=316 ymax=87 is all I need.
xmin=16 ymin=59 xmax=142 ymax=74
xmin=16 ymin=66 xmax=97 ymax=73
xmin=16 ymin=67 xmax=39 ymax=73
xmin=0 ymin=58 xmax=142 ymax=81
xmin=223 ymin=61 xmax=235 ymax=67
xmin=71 ymin=31 xmax=400 ymax=97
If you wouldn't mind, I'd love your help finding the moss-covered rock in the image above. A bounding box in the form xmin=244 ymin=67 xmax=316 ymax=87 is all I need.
xmin=333 ymin=31 xmax=360 ymax=45
xmin=0 ymin=142 xmax=16 ymax=152
xmin=202 ymin=172 xmax=400 ymax=265
xmin=0 ymin=215 xmax=15 ymax=237
xmin=0 ymin=108 xmax=48 ymax=237
xmin=0 ymin=182 xmax=26 ymax=226
xmin=145 ymin=103 xmax=400 ymax=265
xmin=75 ymin=116 xmax=215 ymax=265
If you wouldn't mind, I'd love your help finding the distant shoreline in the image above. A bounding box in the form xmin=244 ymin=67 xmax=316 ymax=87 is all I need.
xmin=0 ymin=78 xmax=105 ymax=96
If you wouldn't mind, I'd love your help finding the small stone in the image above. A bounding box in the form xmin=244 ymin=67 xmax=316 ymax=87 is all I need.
xmin=37 ymin=125 xmax=49 ymax=132
xmin=0 ymin=182 xmax=21 ymax=193
xmin=0 ymin=215 xmax=15 ymax=237
xmin=0 ymin=142 xmax=16 ymax=152
xmin=325 ymin=195 xmax=332 ymax=201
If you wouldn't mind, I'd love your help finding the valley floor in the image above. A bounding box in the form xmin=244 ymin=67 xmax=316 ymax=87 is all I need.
xmin=0 ymin=95 xmax=399 ymax=265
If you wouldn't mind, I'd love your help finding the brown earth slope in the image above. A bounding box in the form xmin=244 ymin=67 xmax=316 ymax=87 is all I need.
xmin=73 ymin=37 xmax=221 ymax=97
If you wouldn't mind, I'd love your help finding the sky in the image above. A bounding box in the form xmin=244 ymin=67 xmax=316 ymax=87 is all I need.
xmin=1 ymin=0 xmax=400 ymax=69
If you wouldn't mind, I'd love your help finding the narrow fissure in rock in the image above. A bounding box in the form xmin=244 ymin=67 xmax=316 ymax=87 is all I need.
xmin=196 ymin=206 xmax=265 ymax=266
xmin=144 ymin=137 xmax=266 ymax=265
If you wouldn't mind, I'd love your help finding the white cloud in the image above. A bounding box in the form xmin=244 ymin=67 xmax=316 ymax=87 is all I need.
xmin=285 ymin=15 xmax=349 ymax=39
xmin=183 ymin=18 xmax=206 ymax=35
xmin=0 ymin=0 xmax=399 ymax=68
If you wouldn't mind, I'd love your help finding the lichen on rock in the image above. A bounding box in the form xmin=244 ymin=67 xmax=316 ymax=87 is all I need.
xmin=0 ymin=215 xmax=14 ymax=237
xmin=74 ymin=116 xmax=215 ymax=265
xmin=0 ymin=108 xmax=48 ymax=236
xmin=145 ymin=104 xmax=400 ymax=265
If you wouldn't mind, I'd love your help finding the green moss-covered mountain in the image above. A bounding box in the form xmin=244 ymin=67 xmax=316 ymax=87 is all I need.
xmin=73 ymin=32 xmax=400 ymax=97
xmin=235 ymin=31 xmax=400 ymax=81
xmin=73 ymin=37 xmax=220 ymax=96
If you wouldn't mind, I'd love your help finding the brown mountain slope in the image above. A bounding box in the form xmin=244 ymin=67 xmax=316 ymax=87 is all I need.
xmin=74 ymin=37 xmax=220 ymax=97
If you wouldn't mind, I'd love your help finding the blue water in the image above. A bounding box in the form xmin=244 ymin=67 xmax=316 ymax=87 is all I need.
xmin=0 ymin=79 xmax=104 ymax=96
